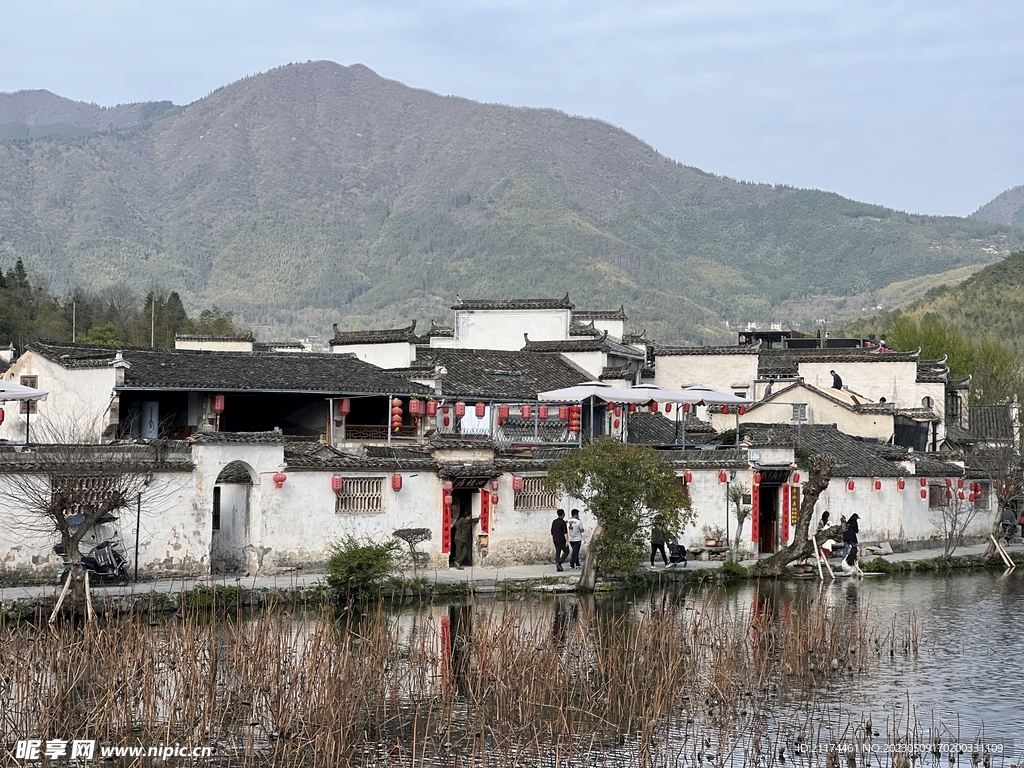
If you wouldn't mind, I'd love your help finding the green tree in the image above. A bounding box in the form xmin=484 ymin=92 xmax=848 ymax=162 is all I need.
xmin=546 ymin=437 xmax=692 ymax=587
xmin=77 ymin=322 xmax=121 ymax=345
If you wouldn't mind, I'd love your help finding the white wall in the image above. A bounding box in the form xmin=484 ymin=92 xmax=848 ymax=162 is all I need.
xmin=799 ymin=360 xmax=919 ymax=407
xmin=330 ymin=342 xmax=414 ymax=369
xmin=454 ymin=309 xmax=570 ymax=351
xmin=175 ymin=339 xmax=253 ymax=352
xmin=653 ymin=353 xmax=760 ymax=395
xmin=1 ymin=352 xmax=116 ymax=443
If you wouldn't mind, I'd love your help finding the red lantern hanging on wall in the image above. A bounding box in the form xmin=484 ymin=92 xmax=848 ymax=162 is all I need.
xmin=607 ymin=401 xmax=616 ymax=412
xmin=629 ymin=403 xmax=637 ymax=413
xmin=568 ymin=404 xmax=581 ymax=433
xmin=921 ymin=488 xmax=928 ymax=500
xmin=512 ymin=476 xmax=524 ymax=492
xmin=684 ymin=471 xmax=693 ymax=484
xmin=331 ymin=475 xmax=344 ymax=493
xmin=0 ymin=407 xmax=5 ymax=425
xmin=945 ymin=478 xmax=953 ymax=487
xmin=957 ymin=477 xmax=964 ymax=489
xmin=792 ymin=472 xmax=801 ymax=484
xmin=272 ymin=472 xmax=287 ymax=489
xmin=874 ymin=479 xmax=882 ymax=491
xmin=443 ymin=481 xmax=453 ymax=492
xmin=538 ymin=405 xmax=549 ymax=420
xmin=455 ymin=401 xmax=466 ymax=418
xmin=847 ymin=479 xmax=855 ymax=491
xmin=498 ymin=404 xmax=510 ymax=424
xmin=614 ymin=406 xmax=621 ymax=417
xmin=613 ymin=418 xmax=620 ymax=429
xmin=558 ymin=405 xmax=569 ymax=421
xmin=336 ymin=398 xmax=351 ymax=416
xmin=721 ymin=405 xmax=730 ymax=415
xmin=719 ymin=471 xmax=728 ymax=484
xmin=475 ymin=402 xmax=486 ymax=418
xmin=521 ymin=404 xmax=532 ymax=420
xmin=391 ymin=474 xmax=403 ymax=492
xmin=753 ymin=472 xmax=762 ymax=486
xmin=665 ymin=402 xmax=673 ymax=413
xmin=946 ymin=488 xmax=953 ymax=499
xmin=920 ymin=477 xmax=927 ymax=487
xmin=683 ymin=403 xmax=691 ymax=413
xmin=958 ymin=490 xmax=965 ymax=500
xmin=897 ymin=478 xmax=906 ymax=490
xmin=426 ymin=400 xmax=438 ymax=416
xmin=650 ymin=401 xmax=659 ymax=413
xmin=738 ymin=405 xmax=746 ymax=416
xmin=213 ymin=394 xmax=226 ymax=414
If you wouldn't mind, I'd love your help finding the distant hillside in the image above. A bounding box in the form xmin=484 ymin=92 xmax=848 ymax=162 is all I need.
xmin=0 ymin=89 xmax=177 ymax=139
xmin=971 ymin=185 xmax=1024 ymax=228
xmin=847 ymin=250 xmax=1024 ymax=357
xmin=1 ymin=61 xmax=1022 ymax=343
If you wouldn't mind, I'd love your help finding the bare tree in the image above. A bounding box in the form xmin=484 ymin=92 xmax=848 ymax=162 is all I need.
xmin=751 ymin=454 xmax=838 ymax=577
xmin=932 ymin=485 xmax=983 ymax=558
xmin=968 ymin=443 xmax=1023 ymax=563
xmin=0 ymin=418 xmax=177 ymax=610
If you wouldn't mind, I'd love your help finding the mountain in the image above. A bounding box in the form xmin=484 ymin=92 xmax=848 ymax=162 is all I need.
xmin=971 ymin=185 xmax=1024 ymax=228
xmin=1 ymin=61 xmax=1022 ymax=344
xmin=0 ymin=89 xmax=177 ymax=139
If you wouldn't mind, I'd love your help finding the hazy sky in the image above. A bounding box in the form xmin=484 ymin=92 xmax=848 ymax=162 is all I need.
xmin=3 ymin=0 xmax=1021 ymax=216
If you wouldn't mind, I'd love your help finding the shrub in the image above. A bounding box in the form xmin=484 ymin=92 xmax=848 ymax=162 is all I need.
xmin=325 ymin=536 xmax=400 ymax=601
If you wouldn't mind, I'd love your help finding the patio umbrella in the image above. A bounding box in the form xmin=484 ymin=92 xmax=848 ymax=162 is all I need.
xmin=0 ymin=379 xmax=48 ymax=444
xmin=677 ymin=385 xmax=750 ymax=405
xmin=537 ymin=381 xmax=651 ymax=403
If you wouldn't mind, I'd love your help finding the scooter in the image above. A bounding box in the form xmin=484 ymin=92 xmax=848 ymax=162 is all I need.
xmin=55 ymin=537 xmax=131 ymax=586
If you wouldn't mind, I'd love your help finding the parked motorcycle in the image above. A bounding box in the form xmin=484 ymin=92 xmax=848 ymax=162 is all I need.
xmin=55 ymin=537 xmax=130 ymax=586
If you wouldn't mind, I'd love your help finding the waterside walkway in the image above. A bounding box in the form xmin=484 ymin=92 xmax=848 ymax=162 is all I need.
xmin=2 ymin=540 xmax=1021 ymax=612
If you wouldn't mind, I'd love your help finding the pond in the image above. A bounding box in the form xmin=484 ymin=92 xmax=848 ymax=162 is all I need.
xmin=2 ymin=571 xmax=1020 ymax=767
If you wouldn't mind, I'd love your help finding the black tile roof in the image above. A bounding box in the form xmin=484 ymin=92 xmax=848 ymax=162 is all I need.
xmin=969 ymin=404 xmax=1016 ymax=440
xmin=656 ymin=343 xmax=761 ymax=357
xmin=253 ymin=341 xmax=305 ymax=351
xmin=569 ymin=320 xmax=603 ymax=338
xmin=0 ymin=441 xmax=193 ymax=472
xmin=913 ymin=455 xmax=964 ymax=477
xmin=523 ymin=332 xmax=645 ymax=359
xmin=916 ymin=358 xmax=950 ymax=383
xmin=496 ymin=417 xmax=570 ymax=443
xmin=944 ymin=423 xmax=977 ymax=444
xmin=408 ymin=348 xmax=589 ymax=400
xmin=29 ymin=341 xmax=430 ymax=396
xmin=284 ymin=442 xmax=436 ymax=470
xmin=574 ymin=306 xmax=627 ymax=321
xmin=758 ymin=348 xmax=922 ymax=378
xmin=622 ymin=329 xmax=649 ymax=344
xmin=329 ymin=321 xmax=418 ymax=346
xmin=655 ymin=448 xmax=750 ymax=469
xmin=626 ymin=412 xmax=682 ymax=445
xmin=738 ymin=422 xmax=903 ymax=477
xmin=175 ymin=332 xmax=254 ymax=342
xmin=190 ymin=430 xmax=285 ymax=444
xmin=453 ymin=294 xmax=574 ymax=311
xmin=600 ymin=364 xmax=634 ymax=380
xmin=423 ymin=320 xmax=454 ymax=338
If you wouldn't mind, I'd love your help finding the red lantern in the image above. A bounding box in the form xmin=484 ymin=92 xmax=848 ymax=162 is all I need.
xmin=957 ymin=478 xmax=964 ymax=489
xmin=336 ymin=398 xmax=351 ymax=416
xmin=614 ymin=406 xmax=621 ymax=417
xmin=958 ymin=490 xmax=965 ymax=500
xmin=607 ymin=401 xmax=616 ymax=411
xmin=538 ymin=405 xmax=549 ymax=420
xmin=475 ymin=402 xmax=486 ymax=418
xmin=443 ymin=416 xmax=450 ymax=427
xmin=753 ymin=472 xmax=762 ymax=485
xmin=650 ymin=401 xmax=659 ymax=413
xmin=613 ymin=418 xmax=620 ymax=429
xmin=498 ymin=404 xmax=510 ymax=422
xmin=443 ymin=481 xmax=454 ymax=492
xmin=665 ymin=402 xmax=673 ymax=413
xmin=491 ymin=493 xmax=499 ymax=504
xmin=629 ymin=403 xmax=637 ymax=413
xmin=442 ymin=404 xmax=450 ymax=415
xmin=847 ymin=480 xmax=855 ymax=491
xmin=897 ymin=478 xmax=906 ymax=490
xmin=444 ymin=494 xmax=454 ymax=507
xmin=920 ymin=477 xmax=927 ymax=487
xmin=408 ymin=399 xmax=420 ymax=416
xmin=874 ymin=479 xmax=882 ymax=491
xmin=738 ymin=405 xmax=746 ymax=416
xmin=331 ymin=475 xmax=344 ymax=492
xmin=792 ymin=472 xmax=801 ymax=484
xmin=521 ymin=404 xmax=532 ymax=420
xmin=946 ymin=489 xmax=953 ymax=499
xmin=721 ymin=405 xmax=730 ymax=415
xmin=684 ymin=471 xmax=693 ymax=484
xmin=272 ymin=472 xmax=287 ymax=489
xmin=491 ymin=481 xmax=499 ymax=491
xmin=213 ymin=394 xmax=226 ymax=414
xmin=512 ymin=476 xmax=524 ymax=492
xmin=921 ymin=489 xmax=928 ymax=500
xmin=683 ymin=403 xmax=691 ymax=413
xmin=719 ymin=471 xmax=727 ymax=484
xmin=455 ymin=402 xmax=466 ymax=418
xmin=945 ymin=478 xmax=953 ymax=487
xmin=426 ymin=400 xmax=438 ymax=416
xmin=391 ymin=474 xmax=403 ymax=492
xmin=0 ymin=407 xmax=4 ymax=425
xmin=392 ymin=397 xmax=402 ymax=408
xmin=558 ymin=405 xmax=570 ymax=421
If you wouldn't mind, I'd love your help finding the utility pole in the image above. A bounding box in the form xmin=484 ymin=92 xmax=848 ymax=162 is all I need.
xmin=151 ymin=299 xmax=156 ymax=348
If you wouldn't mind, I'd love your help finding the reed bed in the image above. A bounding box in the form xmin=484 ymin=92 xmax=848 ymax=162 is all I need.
xmin=0 ymin=588 xmax=924 ymax=767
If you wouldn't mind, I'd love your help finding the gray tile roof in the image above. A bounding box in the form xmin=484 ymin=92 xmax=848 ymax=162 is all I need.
xmin=0 ymin=441 xmax=193 ymax=472
xmin=190 ymin=430 xmax=285 ymax=444
xmin=570 ymin=320 xmax=603 ymax=338
xmin=622 ymin=329 xmax=649 ymax=344
xmin=423 ymin=320 xmax=453 ymax=338
xmin=29 ymin=341 xmax=430 ymax=396
xmin=329 ymin=321 xmax=418 ymax=346
xmin=453 ymin=294 xmax=574 ymax=311
xmin=284 ymin=442 xmax=436 ymax=470
xmin=969 ymin=404 xmax=1016 ymax=440
xmin=655 ymin=448 xmax=749 ymax=469
xmin=408 ymin=348 xmax=590 ymax=400
xmin=737 ymin=422 xmax=903 ymax=478
xmin=758 ymin=347 xmax=922 ymax=378
xmin=523 ymin=332 xmax=645 ymax=359
xmin=656 ymin=343 xmax=761 ymax=357
xmin=574 ymin=306 xmax=627 ymax=321
xmin=175 ymin=332 xmax=254 ymax=342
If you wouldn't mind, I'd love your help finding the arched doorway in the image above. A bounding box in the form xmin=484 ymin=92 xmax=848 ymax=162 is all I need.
xmin=210 ymin=460 xmax=254 ymax=573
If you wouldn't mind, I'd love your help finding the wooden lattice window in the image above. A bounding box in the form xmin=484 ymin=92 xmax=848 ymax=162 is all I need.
xmin=20 ymin=376 xmax=38 ymax=414
xmin=929 ymin=485 xmax=948 ymax=508
xmin=514 ymin=476 xmax=558 ymax=511
xmin=335 ymin=477 xmax=385 ymax=514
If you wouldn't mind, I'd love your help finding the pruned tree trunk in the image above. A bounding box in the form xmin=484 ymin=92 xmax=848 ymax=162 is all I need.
xmin=577 ymin=522 xmax=602 ymax=592
xmin=751 ymin=453 xmax=836 ymax=577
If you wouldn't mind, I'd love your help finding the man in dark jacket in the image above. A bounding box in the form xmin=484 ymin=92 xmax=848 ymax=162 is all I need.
xmin=551 ymin=509 xmax=569 ymax=571
xmin=842 ymin=513 xmax=859 ymax=561
xmin=830 ymin=370 xmax=843 ymax=390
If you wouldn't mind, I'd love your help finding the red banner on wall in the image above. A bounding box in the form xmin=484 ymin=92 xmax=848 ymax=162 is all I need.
xmin=781 ymin=485 xmax=790 ymax=542
xmin=751 ymin=485 xmax=760 ymax=542
xmin=441 ymin=495 xmax=452 ymax=553
xmin=480 ymin=489 xmax=490 ymax=533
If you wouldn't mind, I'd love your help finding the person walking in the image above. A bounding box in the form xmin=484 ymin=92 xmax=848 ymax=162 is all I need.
xmin=451 ymin=511 xmax=478 ymax=570
xmin=842 ymin=513 xmax=859 ymax=562
xmin=551 ymin=509 xmax=569 ymax=572
xmin=567 ymin=509 xmax=584 ymax=569
xmin=650 ymin=524 xmax=669 ymax=567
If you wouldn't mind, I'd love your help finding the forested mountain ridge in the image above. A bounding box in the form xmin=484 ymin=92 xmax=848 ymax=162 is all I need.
xmin=1 ymin=60 xmax=1021 ymax=344
xmin=971 ymin=185 xmax=1024 ymax=228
